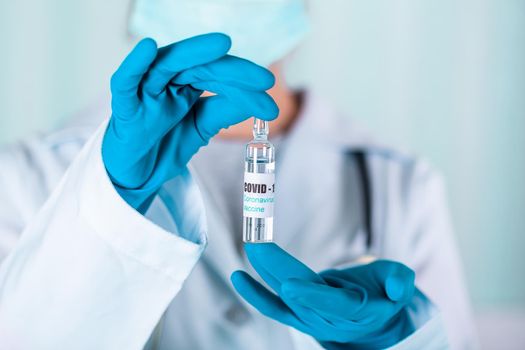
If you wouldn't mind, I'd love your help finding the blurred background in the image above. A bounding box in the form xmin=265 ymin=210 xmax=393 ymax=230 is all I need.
xmin=0 ymin=0 xmax=523 ymax=348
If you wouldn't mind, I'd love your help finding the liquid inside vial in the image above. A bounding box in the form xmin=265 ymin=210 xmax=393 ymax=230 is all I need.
xmin=243 ymin=119 xmax=275 ymax=243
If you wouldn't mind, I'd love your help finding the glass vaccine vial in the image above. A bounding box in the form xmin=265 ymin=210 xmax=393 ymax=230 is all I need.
xmin=243 ymin=118 xmax=275 ymax=242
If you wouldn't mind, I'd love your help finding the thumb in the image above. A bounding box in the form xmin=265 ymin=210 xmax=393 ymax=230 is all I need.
xmin=192 ymin=92 xmax=278 ymax=141
xmin=378 ymin=261 xmax=416 ymax=303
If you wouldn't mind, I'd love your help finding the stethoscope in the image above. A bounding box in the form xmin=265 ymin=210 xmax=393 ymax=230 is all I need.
xmin=348 ymin=150 xmax=373 ymax=250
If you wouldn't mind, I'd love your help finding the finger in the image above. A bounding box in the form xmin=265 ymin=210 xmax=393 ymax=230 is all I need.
xmin=179 ymin=83 xmax=279 ymax=121
xmin=110 ymin=38 xmax=158 ymax=116
xmin=142 ymin=33 xmax=231 ymax=96
xmin=244 ymin=243 xmax=324 ymax=294
xmin=281 ymin=278 xmax=366 ymax=320
xmin=322 ymin=261 xmax=416 ymax=304
xmin=321 ymin=267 xmax=412 ymax=328
xmin=173 ymin=55 xmax=275 ymax=91
xmin=371 ymin=261 xmax=415 ymax=303
xmin=385 ymin=268 xmax=415 ymax=303
xmin=192 ymin=94 xmax=277 ymax=140
xmin=230 ymin=271 xmax=308 ymax=331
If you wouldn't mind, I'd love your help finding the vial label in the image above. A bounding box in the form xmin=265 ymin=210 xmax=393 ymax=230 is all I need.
xmin=243 ymin=172 xmax=275 ymax=218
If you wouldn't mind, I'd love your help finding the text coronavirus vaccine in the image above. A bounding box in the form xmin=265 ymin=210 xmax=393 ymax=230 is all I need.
xmin=243 ymin=172 xmax=275 ymax=218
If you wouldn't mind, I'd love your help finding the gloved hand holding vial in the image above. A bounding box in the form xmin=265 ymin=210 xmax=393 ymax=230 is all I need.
xmin=243 ymin=118 xmax=275 ymax=242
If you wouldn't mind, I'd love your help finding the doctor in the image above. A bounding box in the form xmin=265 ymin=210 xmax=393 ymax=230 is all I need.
xmin=0 ymin=0 xmax=476 ymax=349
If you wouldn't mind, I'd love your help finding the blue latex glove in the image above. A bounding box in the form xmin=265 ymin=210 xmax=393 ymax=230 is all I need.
xmin=231 ymin=243 xmax=416 ymax=349
xmin=102 ymin=33 xmax=278 ymax=213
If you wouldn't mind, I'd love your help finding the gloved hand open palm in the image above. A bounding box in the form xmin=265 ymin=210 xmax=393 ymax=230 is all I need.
xmin=232 ymin=243 xmax=416 ymax=349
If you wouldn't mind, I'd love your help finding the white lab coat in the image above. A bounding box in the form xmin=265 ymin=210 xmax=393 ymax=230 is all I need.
xmin=0 ymin=92 xmax=476 ymax=349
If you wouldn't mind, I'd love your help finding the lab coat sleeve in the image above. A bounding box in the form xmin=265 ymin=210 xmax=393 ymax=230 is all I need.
xmin=0 ymin=122 xmax=207 ymax=350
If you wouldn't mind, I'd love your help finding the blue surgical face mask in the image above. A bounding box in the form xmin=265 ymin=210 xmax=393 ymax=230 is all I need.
xmin=129 ymin=0 xmax=309 ymax=67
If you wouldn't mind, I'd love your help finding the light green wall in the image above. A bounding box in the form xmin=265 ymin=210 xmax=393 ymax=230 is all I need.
xmin=1 ymin=0 xmax=524 ymax=309
xmin=0 ymin=0 xmax=132 ymax=143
